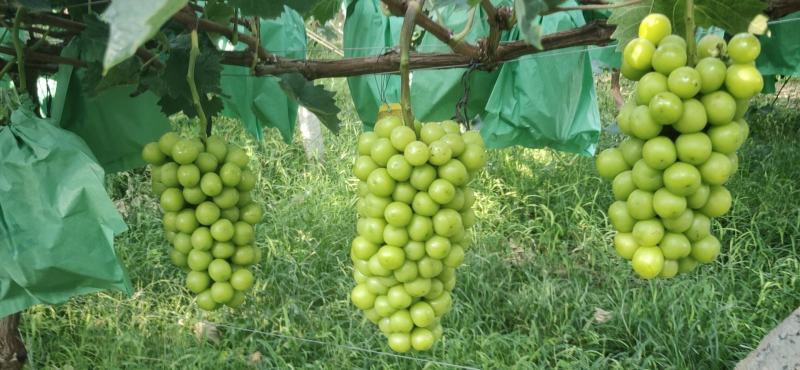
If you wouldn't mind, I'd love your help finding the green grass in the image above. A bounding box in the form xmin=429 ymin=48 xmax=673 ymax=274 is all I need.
xmin=19 ymin=76 xmax=800 ymax=369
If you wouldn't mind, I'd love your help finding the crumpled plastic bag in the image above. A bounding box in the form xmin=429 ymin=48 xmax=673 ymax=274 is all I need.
xmin=0 ymin=109 xmax=131 ymax=317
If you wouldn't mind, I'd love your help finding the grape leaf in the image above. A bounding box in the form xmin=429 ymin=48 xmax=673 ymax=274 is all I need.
xmin=99 ymin=0 xmax=188 ymax=72
xmin=608 ymin=0 xmax=655 ymax=51
xmin=311 ymin=0 xmax=342 ymax=24
xmin=78 ymin=15 xmax=109 ymax=64
xmin=141 ymin=32 xmax=223 ymax=119
xmin=609 ymin=0 xmax=766 ymax=51
xmin=163 ymin=34 xmax=223 ymax=97
xmin=277 ymin=73 xmax=340 ymax=133
xmin=158 ymin=94 xmax=224 ymax=118
xmin=80 ymin=58 xmax=141 ymax=96
xmin=228 ymin=0 xmax=319 ymax=19
xmin=52 ymin=0 xmax=110 ymax=17
xmin=228 ymin=0 xmax=283 ymax=18
xmin=15 ymin=0 xmax=53 ymax=11
xmin=514 ymin=0 xmax=567 ymax=48
xmin=205 ymin=0 xmax=235 ymax=26
xmin=692 ymin=0 xmax=765 ymax=36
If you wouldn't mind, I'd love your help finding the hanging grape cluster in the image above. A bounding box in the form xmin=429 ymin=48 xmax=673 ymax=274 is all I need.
xmin=142 ymin=132 xmax=264 ymax=310
xmin=350 ymin=116 xmax=487 ymax=352
xmin=597 ymin=14 xmax=762 ymax=279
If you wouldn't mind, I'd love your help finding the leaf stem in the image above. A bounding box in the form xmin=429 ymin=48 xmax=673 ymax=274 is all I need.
xmin=685 ymin=0 xmax=696 ymax=66
xmin=399 ymin=0 xmax=424 ymax=128
xmin=11 ymin=7 xmax=27 ymax=94
xmin=231 ymin=8 xmax=239 ymax=46
xmin=452 ymin=6 xmax=477 ymax=43
xmin=186 ymin=29 xmax=209 ymax=138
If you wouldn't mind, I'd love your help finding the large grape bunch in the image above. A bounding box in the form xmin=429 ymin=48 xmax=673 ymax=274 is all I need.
xmin=597 ymin=14 xmax=762 ymax=279
xmin=350 ymin=116 xmax=487 ymax=352
xmin=142 ymin=132 xmax=264 ymax=310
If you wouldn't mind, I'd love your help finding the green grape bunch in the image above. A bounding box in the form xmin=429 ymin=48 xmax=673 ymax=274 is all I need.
xmin=142 ymin=132 xmax=264 ymax=310
xmin=350 ymin=116 xmax=487 ymax=352
xmin=597 ymin=14 xmax=762 ymax=279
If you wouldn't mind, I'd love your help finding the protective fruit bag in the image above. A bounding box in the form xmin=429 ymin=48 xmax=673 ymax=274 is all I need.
xmin=0 ymin=109 xmax=131 ymax=317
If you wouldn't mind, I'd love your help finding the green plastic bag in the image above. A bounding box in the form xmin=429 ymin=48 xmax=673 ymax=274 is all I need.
xmin=345 ymin=0 xmax=601 ymax=155
xmin=344 ymin=0 xmax=514 ymax=128
xmin=589 ymin=43 xmax=621 ymax=69
xmin=482 ymin=8 xmax=601 ymax=156
xmin=758 ymin=12 xmax=800 ymax=93
xmin=410 ymin=1 xmax=513 ymax=122
xmin=220 ymin=6 xmax=306 ymax=142
xmin=48 ymin=43 xmax=171 ymax=174
xmin=0 ymin=109 xmax=132 ymax=318
xmin=344 ymin=0 xmax=402 ymax=128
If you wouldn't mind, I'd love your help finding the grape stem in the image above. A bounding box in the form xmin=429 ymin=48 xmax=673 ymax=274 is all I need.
xmin=399 ymin=0 xmax=424 ymax=128
xmin=11 ymin=7 xmax=26 ymax=94
xmin=685 ymin=0 xmax=697 ymax=66
xmin=452 ymin=6 xmax=477 ymax=43
xmin=0 ymin=28 xmax=50 ymax=85
xmin=187 ymin=29 xmax=210 ymax=139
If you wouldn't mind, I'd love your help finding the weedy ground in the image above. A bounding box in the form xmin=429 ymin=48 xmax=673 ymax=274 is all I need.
xmin=19 ymin=75 xmax=800 ymax=369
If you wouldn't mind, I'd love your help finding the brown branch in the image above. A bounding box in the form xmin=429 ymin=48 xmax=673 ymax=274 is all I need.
xmin=0 ymin=314 xmax=26 ymax=370
xmin=172 ymin=7 xmax=277 ymax=63
xmin=251 ymin=20 xmax=615 ymax=79
xmin=481 ymin=0 xmax=500 ymax=62
xmin=494 ymin=20 xmax=615 ymax=60
xmin=496 ymin=6 xmax=514 ymax=31
xmin=3 ymin=0 xmax=797 ymax=82
xmin=23 ymin=12 xmax=84 ymax=33
xmin=0 ymin=46 xmax=87 ymax=67
xmin=22 ymin=12 xmax=163 ymax=69
xmin=381 ymin=0 xmax=481 ymax=59
xmin=766 ymin=0 xmax=800 ymax=19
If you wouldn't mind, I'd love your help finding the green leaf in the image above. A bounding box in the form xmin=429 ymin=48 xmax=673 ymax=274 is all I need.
xmin=608 ymin=0 xmax=654 ymax=51
xmin=141 ymin=32 xmax=222 ymax=120
xmin=692 ymin=0 xmax=765 ymax=36
xmin=514 ymin=0 xmax=567 ymax=48
xmin=228 ymin=0 xmax=283 ymax=18
xmin=15 ymin=0 xmax=53 ymax=11
xmin=205 ymin=0 xmax=235 ymax=26
xmin=162 ymin=35 xmax=223 ymax=98
xmin=610 ymin=0 xmax=766 ymax=51
xmin=277 ymin=73 xmax=340 ymax=133
xmin=78 ymin=15 xmax=109 ymax=64
xmin=80 ymin=58 xmax=141 ymax=96
xmin=99 ymin=0 xmax=188 ymax=72
xmin=228 ymin=0 xmax=317 ymax=19
xmin=158 ymin=94 xmax=223 ymax=118
xmin=52 ymin=0 xmax=110 ymax=17
xmin=311 ymin=0 xmax=342 ymax=24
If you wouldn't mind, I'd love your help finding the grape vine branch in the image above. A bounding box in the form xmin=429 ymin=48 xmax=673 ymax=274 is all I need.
xmin=0 ymin=1 xmax=796 ymax=82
